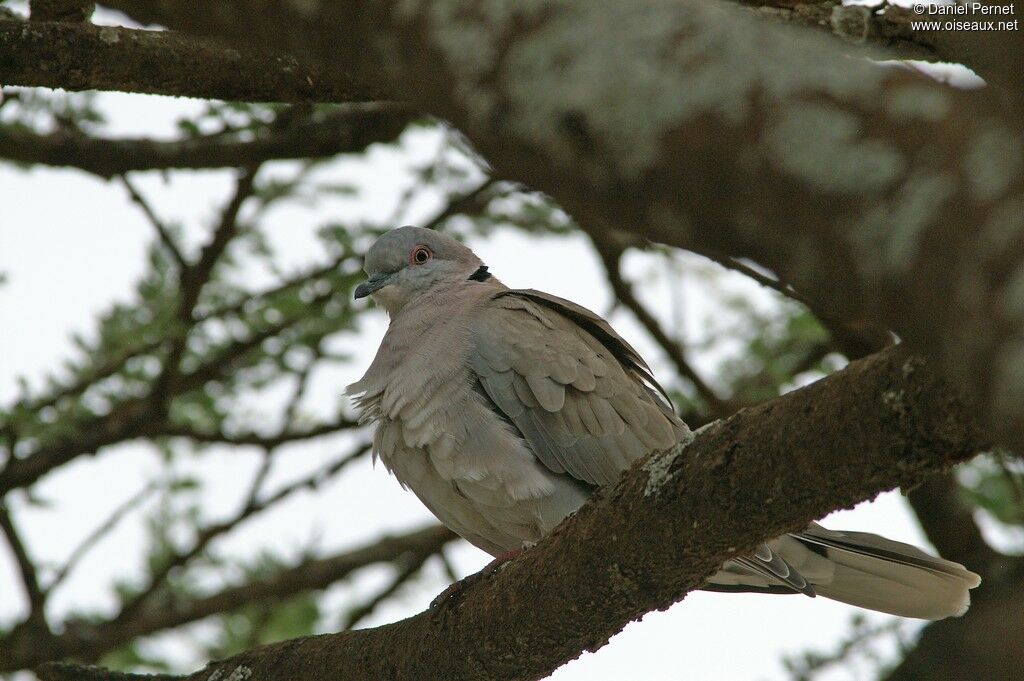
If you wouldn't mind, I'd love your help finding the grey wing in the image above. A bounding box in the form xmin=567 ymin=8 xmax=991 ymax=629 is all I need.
xmin=471 ymin=290 xmax=689 ymax=487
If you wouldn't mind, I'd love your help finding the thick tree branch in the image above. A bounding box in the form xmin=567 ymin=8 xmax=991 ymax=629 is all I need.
xmin=89 ymin=0 xmax=1024 ymax=451
xmin=0 ymin=106 xmax=415 ymax=177
xmin=739 ymin=0 xmax=934 ymax=59
xmin=32 ymin=346 xmax=986 ymax=681
xmin=738 ymin=1 xmax=1024 ymax=98
xmin=30 ymin=1 xmax=94 ymax=23
xmin=0 ymin=16 xmax=383 ymax=102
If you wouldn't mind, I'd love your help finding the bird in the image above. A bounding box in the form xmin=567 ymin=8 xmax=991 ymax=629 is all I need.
xmin=347 ymin=225 xmax=981 ymax=620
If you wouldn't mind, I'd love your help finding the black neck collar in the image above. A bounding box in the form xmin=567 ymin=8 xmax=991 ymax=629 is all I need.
xmin=468 ymin=265 xmax=491 ymax=282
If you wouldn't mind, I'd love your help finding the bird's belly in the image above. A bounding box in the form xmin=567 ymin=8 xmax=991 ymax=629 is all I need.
xmin=384 ymin=444 xmax=547 ymax=555
xmin=377 ymin=419 xmax=591 ymax=556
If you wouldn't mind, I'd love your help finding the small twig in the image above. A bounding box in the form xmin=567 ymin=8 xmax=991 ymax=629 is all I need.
xmin=192 ymin=252 xmax=348 ymax=323
xmin=702 ymin=249 xmax=810 ymax=307
xmin=782 ymin=617 xmax=906 ymax=681
xmin=437 ymin=548 xmax=460 ymax=584
xmin=47 ymin=479 xmax=162 ymax=592
xmin=421 ymin=177 xmax=497 ymax=231
xmin=119 ymin=175 xmax=188 ymax=272
xmin=240 ymin=355 xmax=321 ymax=509
xmin=110 ymin=443 xmax=370 ymax=626
xmin=590 ymin=235 xmax=731 ymax=417
xmin=152 ymin=165 xmax=260 ymax=409
xmin=0 ymin=501 xmax=46 ymax=620
xmin=162 ymin=415 xmax=359 ymax=449
xmin=341 ymin=552 xmax=432 ymax=630
xmin=702 ymin=249 xmax=890 ymax=360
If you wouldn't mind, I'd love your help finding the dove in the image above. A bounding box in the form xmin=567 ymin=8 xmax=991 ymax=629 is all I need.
xmin=347 ymin=226 xmax=980 ymax=619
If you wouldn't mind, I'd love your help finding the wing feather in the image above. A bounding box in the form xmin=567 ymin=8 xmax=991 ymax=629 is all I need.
xmin=471 ymin=290 xmax=690 ymax=487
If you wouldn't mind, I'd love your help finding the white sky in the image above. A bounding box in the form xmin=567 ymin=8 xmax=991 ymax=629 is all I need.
xmin=0 ymin=81 xmax=953 ymax=681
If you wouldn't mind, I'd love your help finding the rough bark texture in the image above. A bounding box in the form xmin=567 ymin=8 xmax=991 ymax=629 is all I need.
xmin=30 ymin=0 xmax=94 ymax=23
xmin=87 ymin=0 xmax=1024 ymax=455
xmin=739 ymin=0 xmax=1024 ymax=98
xmin=0 ymin=15 xmax=383 ymax=102
xmin=34 ymin=347 xmax=986 ymax=681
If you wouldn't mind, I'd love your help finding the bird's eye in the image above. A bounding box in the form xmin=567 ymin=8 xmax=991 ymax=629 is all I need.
xmin=410 ymin=245 xmax=432 ymax=265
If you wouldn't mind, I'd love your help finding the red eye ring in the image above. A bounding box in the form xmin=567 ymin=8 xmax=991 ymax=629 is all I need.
xmin=410 ymin=245 xmax=433 ymax=265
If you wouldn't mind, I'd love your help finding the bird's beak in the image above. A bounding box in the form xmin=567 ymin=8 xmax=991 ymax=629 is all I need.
xmin=354 ymin=272 xmax=393 ymax=300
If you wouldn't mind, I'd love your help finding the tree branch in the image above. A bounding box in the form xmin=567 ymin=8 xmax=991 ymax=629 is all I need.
xmin=150 ymin=166 xmax=258 ymax=412
xmin=0 ymin=15 xmax=383 ymax=102
xmin=736 ymin=0 xmax=1024 ymax=98
xmin=907 ymin=473 xmax=1001 ymax=572
xmin=31 ymin=346 xmax=987 ymax=681
xmin=589 ymin=234 xmax=732 ymax=417
xmin=46 ymin=479 xmax=161 ymax=592
xmin=30 ymin=1 xmax=94 ymax=23
xmin=119 ymin=176 xmax=188 ymax=271
xmin=0 ymin=290 xmax=337 ymax=495
xmin=161 ymin=417 xmax=360 ymax=448
xmin=0 ymin=524 xmax=457 ymax=671
xmin=103 ymin=444 xmax=371 ymax=639
xmin=0 ymin=502 xmax=46 ymax=621
xmin=89 ymin=0 xmax=1024 ymax=450
xmin=0 ymin=105 xmax=415 ymax=177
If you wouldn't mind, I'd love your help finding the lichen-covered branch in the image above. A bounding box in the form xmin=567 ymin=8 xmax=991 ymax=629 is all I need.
xmin=33 ymin=346 xmax=986 ymax=681
xmin=738 ymin=0 xmax=935 ymax=59
xmin=737 ymin=0 xmax=1024 ymax=97
xmin=90 ymin=1 xmax=1024 ymax=452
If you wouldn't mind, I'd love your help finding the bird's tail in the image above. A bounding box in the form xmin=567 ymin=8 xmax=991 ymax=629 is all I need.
xmin=704 ymin=523 xmax=982 ymax=620
xmin=789 ymin=523 xmax=981 ymax=620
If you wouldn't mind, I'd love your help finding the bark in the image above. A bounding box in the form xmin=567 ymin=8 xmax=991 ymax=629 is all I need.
xmin=30 ymin=0 xmax=94 ymax=23
xmin=0 ymin=15 xmax=383 ymax=102
xmin=88 ymin=1 xmax=1024 ymax=454
xmin=739 ymin=1 xmax=1024 ymax=98
xmin=0 ymin=106 xmax=414 ymax=177
xmin=33 ymin=346 xmax=987 ymax=681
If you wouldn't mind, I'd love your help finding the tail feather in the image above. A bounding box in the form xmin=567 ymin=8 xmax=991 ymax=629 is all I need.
xmin=791 ymin=523 xmax=981 ymax=620
xmin=704 ymin=523 xmax=981 ymax=620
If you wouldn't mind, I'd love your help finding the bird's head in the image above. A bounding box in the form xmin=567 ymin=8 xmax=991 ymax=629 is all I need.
xmin=354 ymin=226 xmax=489 ymax=314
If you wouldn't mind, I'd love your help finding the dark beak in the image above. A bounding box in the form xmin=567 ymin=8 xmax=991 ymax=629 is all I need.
xmin=354 ymin=272 xmax=393 ymax=300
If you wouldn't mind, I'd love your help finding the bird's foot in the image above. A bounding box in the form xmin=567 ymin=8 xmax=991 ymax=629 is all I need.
xmin=430 ymin=548 xmax=525 ymax=609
